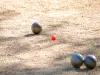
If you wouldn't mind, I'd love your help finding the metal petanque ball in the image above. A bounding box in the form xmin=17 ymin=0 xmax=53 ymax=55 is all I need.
xmin=31 ymin=22 xmax=42 ymax=34
xmin=84 ymin=55 xmax=97 ymax=69
xmin=71 ymin=54 xmax=84 ymax=68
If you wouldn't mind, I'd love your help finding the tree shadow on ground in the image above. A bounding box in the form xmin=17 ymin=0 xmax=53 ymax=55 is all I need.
xmin=82 ymin=37 xmax=100 ymax=57
xmin=52 ymin=36 xmax=100 ymax=72
xmin=0 ymin=36 xmax=31 ymax=56
xmin=23 ymin=21 xmax=71 ymax=50
xmin=0 ymin=36 xmax=22 ymax=42
xmin=23 ymin=20 xmax=100 ymax=65
xmin=0 ymin=38 xmax=100 ymax=75
xmin=0 ymin=9 xmax=20 ymax=22
xmin=0 ymin=19 xmax=100 ymax=75
xmin=0 ymin=58 xmax=72 ymax=75
xmin=0 ymin=58 xmax=98 ymax=75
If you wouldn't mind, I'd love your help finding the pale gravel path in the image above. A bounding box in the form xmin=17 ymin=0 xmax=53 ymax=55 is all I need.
xmin=0 ymin=0 xmax=100 ymax=75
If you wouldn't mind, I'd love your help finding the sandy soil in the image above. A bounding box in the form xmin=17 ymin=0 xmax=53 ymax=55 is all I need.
xmin=0 ymin=0 xmax=100 ymax=75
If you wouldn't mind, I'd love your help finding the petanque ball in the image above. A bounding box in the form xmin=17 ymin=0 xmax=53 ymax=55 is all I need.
xmin=84 ymin=55 xmax=97 ymax=69
xmin=31 ymin=22 xmax=42 ymax=34
xmin=71 ymin=53 xmax=84 ymax=68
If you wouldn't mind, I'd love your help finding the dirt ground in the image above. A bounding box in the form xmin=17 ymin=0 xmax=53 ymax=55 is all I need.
xmin=0 ymin=0 xmax=100 ymax=75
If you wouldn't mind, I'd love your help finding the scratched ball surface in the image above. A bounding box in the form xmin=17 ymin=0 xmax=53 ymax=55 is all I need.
xmin=84 ymin=55 xmax=97 ymax=69
xmin=31 ymin=22 xmax=42 ymax=34
xmin=71 ymin=54 xmax=84 ymax=68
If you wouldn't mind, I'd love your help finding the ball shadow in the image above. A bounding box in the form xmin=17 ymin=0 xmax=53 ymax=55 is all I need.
xmin=24 ymin=33 xmax=40 ymax=37
xmin=75 ymin=68 xmax=91 ymax=72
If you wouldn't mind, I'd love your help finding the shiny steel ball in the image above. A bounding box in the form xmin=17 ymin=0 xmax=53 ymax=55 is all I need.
xmin=84 ymin=55 xmax=97 ymax=69
xmin=71 ymin=53 xmax=84 ymax=68
xmin=31 ymin=22 xmax=42 ymax=34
